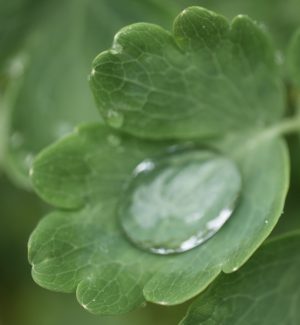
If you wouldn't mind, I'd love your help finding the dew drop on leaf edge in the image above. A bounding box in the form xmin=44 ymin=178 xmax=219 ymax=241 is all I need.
xmin=119 ymin=147 xmax=242 ymax=255
xmin=107 ymin=110 xmax=124 ymax=129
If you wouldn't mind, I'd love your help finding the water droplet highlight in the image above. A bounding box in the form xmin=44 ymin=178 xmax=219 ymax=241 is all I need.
xmin=119 ymin=148 xmax=242 ymax=255
xmin=107 ymin=110 xmax=124 ymax=129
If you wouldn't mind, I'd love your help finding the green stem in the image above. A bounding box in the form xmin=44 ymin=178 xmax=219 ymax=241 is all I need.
xmin=231 ymin=115 xmax=300 ymax=159
xmin=267 ymin=115 xmax=300 ymax=137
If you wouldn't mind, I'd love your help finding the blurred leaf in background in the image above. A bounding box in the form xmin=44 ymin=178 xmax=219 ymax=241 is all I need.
xmin=0 ymin=0 xmax=45 ymax=73
xmin=199 ymin=0 xmax=300 ymax=50
xmin=0 ymin=0 xmax=196 ymax=188
xmin=0 ymin=174 xmax=46 ymax=324
xmin=181 ymin=232 xmax=300 ymax=325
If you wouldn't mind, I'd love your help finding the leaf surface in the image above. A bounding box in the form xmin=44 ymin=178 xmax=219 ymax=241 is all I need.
xmin=180 ymin=232 xmax=300 ymax=325
xmin=29 ymin=122 xmax=289 ymax=314
xmin=90 ymin=7 xmax=283 ymax=140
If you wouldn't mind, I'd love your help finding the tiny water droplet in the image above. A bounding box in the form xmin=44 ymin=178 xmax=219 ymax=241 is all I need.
xmin=107 ymin=134 xmax=121 ymax=147
xmin=55 ymin=122 xmax=73 ymax=138
xmin=111 ymin=41 xmax=124 ymax=54
xmin=91 ymin=68 xmax=96 ymax=76
xmin=275 ymin=50 xmax=284 ymax=66
xmin=119 ymin=148 xmax=242 ymax=255
xmin=258 ymin=22 xmax=268 ymax=32
xmin=24 ymin=153 xmax=34 ymax=168
xmin=10 ymin=132 xmax=24 ymax=148
xmin=7 ymin=54 xmax=27 ymax=78
xmin=82 ymin=304 xmax=88 ymax=310
xmin=107 ymin=110 xmax=124 ymax=129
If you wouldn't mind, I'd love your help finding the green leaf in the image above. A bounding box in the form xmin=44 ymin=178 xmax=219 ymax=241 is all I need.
xmin=287 ymin=28 xmax=300 ymax=181
xmin=2 ymin=0 xmax=189 ymax=188
xmin=28 ymin=7 xmax=290 ymax=315
xmin=288 ymin=28 xmax=300 ymax=87
xmin=28 ymin=122 xmax=289 ymax=315
xmin=180 ymin=232 xmax=300 ymax=325
xmin=90 ymin=7 xmax=283 ymax=140
xmin=0 ymin=0 xmax=44 ymax=71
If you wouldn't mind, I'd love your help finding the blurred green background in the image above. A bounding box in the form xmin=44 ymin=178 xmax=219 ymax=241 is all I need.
xmin=1 ymin=0 xmax=300 ymax=324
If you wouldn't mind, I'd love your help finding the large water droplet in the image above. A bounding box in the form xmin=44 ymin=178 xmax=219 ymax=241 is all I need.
xmin=119 ymin=148 xmax=242 ymax=255
xmin=107 ymin=110 xmax=124 ymax=129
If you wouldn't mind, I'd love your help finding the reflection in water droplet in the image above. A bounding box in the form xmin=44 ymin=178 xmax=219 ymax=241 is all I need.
xmin=119 ymin=148 xmax=242 ymax=255
xmin=107 ymin=110 xmax=124 ymax=129
xmin=134 ymin=159 xmax=155 ymax=175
